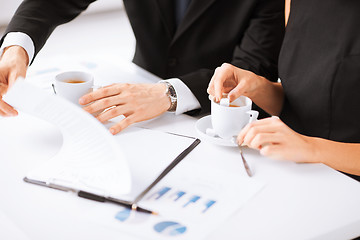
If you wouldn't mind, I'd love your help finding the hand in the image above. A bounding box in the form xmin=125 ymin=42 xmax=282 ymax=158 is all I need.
xmin=207 ymin=63 xmax=263 ymax=102
xmin=0 ymin=46 xmax=29 ymax=117
xmin=79 ymin=83 xmax=171 ymax=135
xmin=237 ymin=117 xmax=317 ymax=163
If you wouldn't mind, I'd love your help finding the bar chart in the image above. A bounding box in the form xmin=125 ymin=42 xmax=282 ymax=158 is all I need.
xmin=145 ymin=186 xmax=217 ymax=216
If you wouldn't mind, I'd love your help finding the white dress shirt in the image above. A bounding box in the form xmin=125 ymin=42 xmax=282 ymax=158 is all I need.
xmin=0 ymin=32 xmax=201 ymax=114
xmin=0 ymin=32 xmax=34 ymax=65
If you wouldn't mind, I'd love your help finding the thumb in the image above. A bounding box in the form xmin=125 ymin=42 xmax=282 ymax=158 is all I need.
xmin=228 ymin=81 xmax=246 ymax=102
xmin=0 ymin=82 xmax=7 ymax=96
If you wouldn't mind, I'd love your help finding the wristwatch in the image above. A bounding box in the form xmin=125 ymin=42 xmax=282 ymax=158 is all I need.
xmin=161 ymin=81 xmax=177 ymax=112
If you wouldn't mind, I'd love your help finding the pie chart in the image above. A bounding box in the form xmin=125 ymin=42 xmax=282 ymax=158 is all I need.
xmin=153 ymin=221 xmax=187 ymax=236
xmin=115 ymin=207 xmax=150 ymax=224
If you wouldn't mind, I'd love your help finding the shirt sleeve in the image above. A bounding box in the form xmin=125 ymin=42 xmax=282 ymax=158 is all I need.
xmin=0 ymin=32 xmax=35 ymax=66
xmin=162 ymin=78 xmax=201 ymax=115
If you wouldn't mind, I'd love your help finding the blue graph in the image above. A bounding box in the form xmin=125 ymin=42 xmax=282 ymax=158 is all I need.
xmin=183 ymin=195 xmax=200 ymax=207
xmin=154 ymin=221 xmax=187 ymax=236
xmin=148 ymin=187 xmax=171 ymax=200
xmin=203 ymin=200 xmax=216 ymax=213
xmin=148 ymin=186 xmax=217 ymax=214
xmin=170 ymin=191 xmax=186 ymax=201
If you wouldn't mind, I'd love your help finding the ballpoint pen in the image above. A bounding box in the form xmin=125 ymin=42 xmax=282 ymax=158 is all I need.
xmin=77 ymin=190 xmax=158 ymax=215
xmin=23 ymin=137 xmax=201 ymax=215
xmin=24 ymin=177 xmax=158 ymax=215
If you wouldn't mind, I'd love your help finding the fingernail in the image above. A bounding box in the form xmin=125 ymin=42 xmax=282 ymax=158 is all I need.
xmin=79 ymin=98 xmax=85 ymax=105
xmin=110 ymin=129 xmax=115 ymax=135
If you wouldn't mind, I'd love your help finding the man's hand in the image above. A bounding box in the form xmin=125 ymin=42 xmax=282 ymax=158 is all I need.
xmin=0 ymin=46 xmax=29 ymax=117
xmin=80 ymin=83 xmax=171 ymax=134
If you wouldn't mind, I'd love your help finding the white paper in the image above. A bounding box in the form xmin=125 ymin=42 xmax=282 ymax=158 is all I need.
xmin=111 ymin=127 xmax=197 ymax=200
xmin=87 ymin=161 xmax=265 ymax=240
xmin=4 ymin=79 xmax=131 ymax=196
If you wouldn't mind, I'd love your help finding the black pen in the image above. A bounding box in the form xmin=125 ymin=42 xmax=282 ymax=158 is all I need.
xmin=24 ymin=177 xmax=157 ymax=215
xmin=78 ymin=190 xmax=158 ymax=215
xmin=23 ymin=137 xmax=201 ymax=215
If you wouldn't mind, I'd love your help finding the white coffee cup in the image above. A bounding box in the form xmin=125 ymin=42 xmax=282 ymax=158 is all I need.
xmin=210 ymin=96 xmax=259 ymax=139
xmin=54 ymin=71 xmax=94 ymax=106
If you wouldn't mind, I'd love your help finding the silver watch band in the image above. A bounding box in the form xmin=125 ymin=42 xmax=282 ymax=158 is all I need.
xmin=161 ymin=81 xmax=177 ymax=112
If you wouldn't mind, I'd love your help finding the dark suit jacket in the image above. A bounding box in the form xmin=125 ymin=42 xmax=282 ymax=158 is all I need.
xmin=1 ymin=0 xmax=284 ymax=115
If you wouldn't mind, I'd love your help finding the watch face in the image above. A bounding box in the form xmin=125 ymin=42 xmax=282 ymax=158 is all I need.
xmin=168 ymin=85 xmax=177 ymax=98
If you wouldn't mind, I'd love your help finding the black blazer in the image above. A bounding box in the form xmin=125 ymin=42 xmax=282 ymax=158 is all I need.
xmin=1 ymin=0 xmax=284 ymax=114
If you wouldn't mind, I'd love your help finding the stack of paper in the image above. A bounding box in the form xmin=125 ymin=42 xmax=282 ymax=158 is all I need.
xmin=4 ymin=79 xmax=131 ymax=196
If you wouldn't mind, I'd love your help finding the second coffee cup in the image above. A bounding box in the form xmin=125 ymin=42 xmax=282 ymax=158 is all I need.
xmin=54 ymin=71 xmax=94 ymax=106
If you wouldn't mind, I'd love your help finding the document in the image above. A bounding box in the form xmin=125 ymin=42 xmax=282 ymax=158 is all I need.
xmin=112 ymin=127 xmax=198 ymax=201
xmin=3 ymin=78 xmax=199 ymax=202
xmin=4 ymin=79 xmax=132 ymax=197
xmin=86 ymin=161 xmax=265 ymax=240
xmin=4 ymin=74 xmax=265 ymax=240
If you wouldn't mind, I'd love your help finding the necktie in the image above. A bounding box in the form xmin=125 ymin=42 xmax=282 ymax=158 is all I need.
xmin=175 ymin=0 xmax=191 ymax=27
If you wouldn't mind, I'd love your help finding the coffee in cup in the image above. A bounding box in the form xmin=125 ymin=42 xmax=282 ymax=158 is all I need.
xmin=64 ymin=79 xmax=86 ymax=84
xmin=210 ymin=96 xmax=258 ymax=139
xmin=54 ymin=71 xmax=94 ymax=106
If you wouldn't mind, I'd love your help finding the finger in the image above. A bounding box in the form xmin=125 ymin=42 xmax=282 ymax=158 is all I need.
xmin=245 ymin=117 xmax=283 ymax=132
xmin=79 ymin=84 xmax=122 ymax=105
xmin=96 ymin=105 xmax=132 ymax=123
xmin=8 ymin=70 xmax=22 ymax=88
xmin=228 ymin=81 xmax=246 ymax=102
xmin=83 ymin=95 xmax=122 ymax=114
xmin=0 ymin=99 xmax=18 ymax=116
xmin=208 ymin=67 xmax=222 ymax=102
xmin=237 ymin=117 xmax=279 ymax=145
xmin=242 ymin=124 xmax=278 ymax=147
xmin=260 ymin=144 xmax=284 ymax=160
xmin=248 ymin=132 xmax=282 ymax=150
xmin=0 ymin=82 xmax=7 ymax=96
xmin=207 ymin=77 xmax=215 ymax=96
xmin=109 ymin=116 xmax=135 ymax=135
xmin=0 ymin=108 xmax=7 ymax=117
xmin=213 ymin=67 xmax=230 ymax=102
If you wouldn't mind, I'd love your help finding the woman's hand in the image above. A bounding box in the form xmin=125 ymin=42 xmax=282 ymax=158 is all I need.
xmin=207 ymin=63 xmax=284 ymax=116
xmin=237 ymin=117 xmax=317 ymax=163
xmin=207 ymin=63 xmax=262 ymax=102
xmin=79 ymin=83 xmax=171 ymax=135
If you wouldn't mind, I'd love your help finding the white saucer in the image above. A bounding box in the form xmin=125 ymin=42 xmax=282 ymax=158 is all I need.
xmin=195 ymin=115 xmax=237 ymax=147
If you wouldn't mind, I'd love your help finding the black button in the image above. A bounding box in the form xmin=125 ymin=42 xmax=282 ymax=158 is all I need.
xmin=168 ymin=58 xmax=178 ymax=67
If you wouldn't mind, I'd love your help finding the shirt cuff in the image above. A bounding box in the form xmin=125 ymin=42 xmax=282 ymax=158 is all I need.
xmin=163 ymin=78 xmax=201 ymax=115
xmin=0 ymin=32 xmax=35 ymax=66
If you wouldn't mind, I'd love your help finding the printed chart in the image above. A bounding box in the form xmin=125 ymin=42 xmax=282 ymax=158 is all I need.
xmin=109 ymin=162 xmax=265 ymax=240
xmin=153 ymin=221 xmax=187 ymax=236
xmin=146 ymin=186 xmax=217 ymax=215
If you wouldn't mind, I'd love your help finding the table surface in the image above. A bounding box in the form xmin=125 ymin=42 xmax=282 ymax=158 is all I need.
xmin=1 ymin=58 xmax=360 ymax=240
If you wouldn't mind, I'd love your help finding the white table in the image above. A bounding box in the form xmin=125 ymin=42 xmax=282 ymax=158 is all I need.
xmin=1 ymin=58 xmax=360 ymax=240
